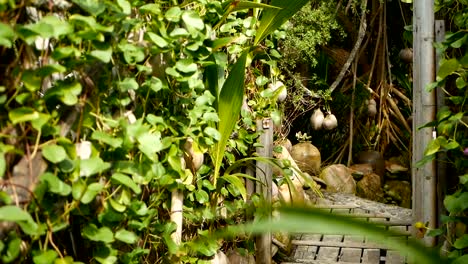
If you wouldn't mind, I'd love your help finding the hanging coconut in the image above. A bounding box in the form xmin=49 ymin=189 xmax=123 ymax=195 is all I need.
xmin=322 ymin=113 xmax=338 ymax=130
xmin=290 ymin=142 xmax=321 ymax=175
xmin=310 ymin=108 xmax=324 ymax=130
xmin=268 ymin=81 xmax=287 ymax=102
xmin=367 ymin=99 xmax=377 ymax=117
xmin=399 ymin=48 xmax=413 ymax=63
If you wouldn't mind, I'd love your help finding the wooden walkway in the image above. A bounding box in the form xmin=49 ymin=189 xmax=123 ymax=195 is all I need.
xmin=282 ymin=192 xmax=413 ymax=264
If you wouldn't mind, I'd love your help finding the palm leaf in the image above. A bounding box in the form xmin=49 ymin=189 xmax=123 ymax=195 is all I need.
xmin=212 ymin=51 xmax=248 ymax=185
xmin=254 ymin=0 xmax=310 ymax=45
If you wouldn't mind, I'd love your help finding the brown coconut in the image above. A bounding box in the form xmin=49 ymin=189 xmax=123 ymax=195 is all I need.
xmin=319 ymin=164 xmax=356 ymax=194
xmin=356 ymin=173 xmax=384 ymax=201
xmin=290 ymin=142 xmax=321 ymax=175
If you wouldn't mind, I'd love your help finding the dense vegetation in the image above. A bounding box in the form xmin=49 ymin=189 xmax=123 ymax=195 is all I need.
xmin=0 ymin=0 xmax=466 ymax=263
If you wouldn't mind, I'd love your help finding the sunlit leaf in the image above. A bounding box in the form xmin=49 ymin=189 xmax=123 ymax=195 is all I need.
xmin=42 ymin=144 xmax=69 ymax=164
xmin=82 ymin=224 xmax=114 ymax=243
xmin=213 ymin=51 xmax=248 ymax=184
xmin=111 ymin=173 xmax=141 ymax=194
xmin=79 ymin=157 xmax=110 ymax=177
xmin=40 ymin=172 xmax=72 ymax=196
xmin=80 ymin=182 xmax=104 ymax=204
xmin=33 ymin=249 xmax=58 ymax=264
xmin=182 ymin=11 xmax=204 ymax=30
xmin=0 ymin=206 xmax=39 ymax=235
xmin=71 ymin=0 xmax=106 ymax=16
xmin=437 ymin=58 xmax=460 ymax=80
xmin=8 ymin=107 xmax=39 ymax=124
xmin=115 ymin=229 xmax=138 ymax=244
xmin=221 ymin=174 xmax=247 ymax=201
xmin=91 ymin=131 xmax=123 ymax=148
xmin=0 ymin=22 xmax=15 ymax=48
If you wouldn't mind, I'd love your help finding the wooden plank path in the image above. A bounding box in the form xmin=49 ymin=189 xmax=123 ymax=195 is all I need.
xmin=282 ymin=192 xmax=413 ymax=264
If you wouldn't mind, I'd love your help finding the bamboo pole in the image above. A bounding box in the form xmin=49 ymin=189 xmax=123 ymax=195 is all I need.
xmin=435 ymin=19 xmax=447 ymax=245
xmin=256 ymin=118 xmax=273 ymax=264
xmin=412 ymin=0 xmax=437 ymax=246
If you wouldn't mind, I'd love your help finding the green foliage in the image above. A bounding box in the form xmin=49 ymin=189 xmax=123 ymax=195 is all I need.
xmin=419 ymin=1 xmax=468 ymax=262
xmin=0 ymin=0 xmax=310 ymax=262
xmin=279 ymin=1 xmax=343 ymax=68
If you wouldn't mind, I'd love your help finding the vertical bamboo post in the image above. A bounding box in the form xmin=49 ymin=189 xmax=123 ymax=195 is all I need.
xmin=435 ymin=19 xmax=447 ymax=240
xmin=412 ymin=0 xmax=437 ymax=246
xmin=256 ymin=118 xmax=273 ymax=264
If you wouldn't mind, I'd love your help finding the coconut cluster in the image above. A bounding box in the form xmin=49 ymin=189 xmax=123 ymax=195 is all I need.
xmin=310 ymin=109 xmax=338 ymax=130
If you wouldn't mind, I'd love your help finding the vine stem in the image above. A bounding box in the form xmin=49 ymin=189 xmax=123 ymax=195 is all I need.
xmin=329 ymin=0 xmax=368 ymax=93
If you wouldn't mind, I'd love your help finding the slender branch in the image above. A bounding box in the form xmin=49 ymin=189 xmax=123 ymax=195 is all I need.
xmin=329 ymin=0 xmax=368 ymax=93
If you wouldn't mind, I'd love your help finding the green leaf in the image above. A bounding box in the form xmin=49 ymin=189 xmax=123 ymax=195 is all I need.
xmin=42 ymin=144 xmax=69 ymax=164
xmin=139 ymin=4 xmax=161 ymax=15
xmin=254 ymin=0 xmax=310 ymax=45
xmin=82 ymin=224 xmax=114 ymax=243
xmin=0 ymin=22 xmax=15 ymax=48
xmin=137 ymin=132 xmax=166 ymax=160
xmin=119 ymin=42 xmax=145 ymax=65
xmin=175 ymin=59 xmax=197 ymax=73
xmin=165 ymin=7 xmax=182 ymax=22
xmin=0 ymin=152 xmax=5 ymax=178
xmin=454 ymin=234 xmax=468 ymax=249
xmin=213 ymin=51 xmax=248 ymax=184
xmin=0 ymin=206 xmax=39 ymax=235
xmin=91 ymin=131 xmax=123 ymax=148
xmin=44 ymin=81 xmax=82 ymax=106
xmin=437 ymin=58 xmax=460 ymax=81
xmin=2 ymin=237 xmax=21 ymax=263
xmin=115 ymin=229 xmax=138 ymax=244
xmin=8 ymin=107 xmax=39 ymax=124
xmin=424 ymin=138 xmax=441 ymax=156
xmin=21 ymin=70 xmax=42 ymax=92
xmin=204 ymin=127 xmax=221 ymax=141
xmin=90 ymin=46 xmax=113 ymax=63
xmin=40 ymin=16 xmax=73 ymax=38
xmin=118 ymin=77 xmax=139 ymax=91
xmin=108 ymin=198 xmax=126 ymax=212
xmin=72 ymin=179 xmax=86 ymax=200
xmin=52 ymin=46 xmax=80 ymax=60
xmin=459 ymin=174 xmax=468 ymax=185
xmin=111 ymin=173 xmax=141 ymax=194
xmin=453 ymin=255 xmax=468 ymax=264
xmin=221 ymin=174 xmax=247 ymax=200
xmin=31 ymin=113 xmax=51 ymax=131
xmin=444 ymin=192 xmax=468 ymax=213
xmin=145 ymin=32 xmax=168 ymax=48
xmin=40 ymin=172 xmax=72 ymax=196
xmin=80 ymin=182 xmax=104 ymax=204
xmin=117 ymin=0 xmax=131 ymax=15
xmin=195 ymin=189 xmax=209 ymax=204
xmin=79 ymin=157 xmax=110 ymax=177
xmin=33 ymin=249 xmax=58 ymax=264
xmin=231 ymin=1 xmax=281 ymax=12
xmin=72 ymin=0 xmax=106 ymax=16
xmin=182 ymin=11 xmax=204 ymax=31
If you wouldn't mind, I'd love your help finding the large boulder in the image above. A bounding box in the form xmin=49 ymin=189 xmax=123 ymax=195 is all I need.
xmin=290 ymin=142 xmax=321 ymax=175
xmin=319 ymin=164 xmax=356 ymax=194
xmin=356 ymin=173 xmax=384 ymax=201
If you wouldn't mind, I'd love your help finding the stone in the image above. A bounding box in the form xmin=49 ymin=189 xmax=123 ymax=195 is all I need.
xmin=226 ymin=249 xmax=255 ymax=264
xmin=290 ymin=142 xmax=321 ymax=175
xmin=211 ymin=251 xmax=230 ymax=264
xmin=319 ymin=164 xmax=356 ymax=194
xmin=356 ymin=173 xmax=384 ymax=202
xmin=356 ymin=150 xmax=385 ymax=180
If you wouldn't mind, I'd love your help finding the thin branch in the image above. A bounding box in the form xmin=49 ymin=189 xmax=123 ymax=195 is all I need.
xmin=329 ymin=0 xmax=368 ymax=93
